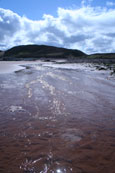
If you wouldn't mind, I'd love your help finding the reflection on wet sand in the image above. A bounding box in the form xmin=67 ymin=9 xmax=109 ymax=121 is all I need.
xmin=0 ymin=61 xmax=115 ymax=173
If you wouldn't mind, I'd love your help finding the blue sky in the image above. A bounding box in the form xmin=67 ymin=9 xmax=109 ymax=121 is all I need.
xmin=0 ymin=0 xmax=81 ymax=19
xmin=0 ymin=0 xmax=115 ymax=53
xmin=0 ymin=0 xmax=113 ymax=20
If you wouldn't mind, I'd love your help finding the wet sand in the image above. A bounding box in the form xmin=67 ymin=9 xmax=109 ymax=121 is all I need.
xmin=0 ymin=61 xmax=115 ymax=173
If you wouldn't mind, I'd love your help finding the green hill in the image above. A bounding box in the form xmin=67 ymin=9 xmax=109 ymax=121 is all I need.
xmin=3 ymin=45 xmax=86 ymax=60
xmin=1 ymin=45 xmax=115 ymax=63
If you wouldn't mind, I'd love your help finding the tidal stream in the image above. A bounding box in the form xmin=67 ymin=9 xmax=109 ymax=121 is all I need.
xmin=0 ymin=61 xmax=115 ymax=173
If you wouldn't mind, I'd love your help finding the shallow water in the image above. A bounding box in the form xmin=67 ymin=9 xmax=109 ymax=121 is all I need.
xmin=0 ymin=61 xmax=115 ymax=173
xmin=0 ymin=61 xmax=41 ymax=74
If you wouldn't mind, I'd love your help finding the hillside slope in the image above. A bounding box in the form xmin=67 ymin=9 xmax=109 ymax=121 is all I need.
xmin=1 ymin=45 xmax=115 ymax=63
xmin=3 ymin=45 xmax=86 ymax=60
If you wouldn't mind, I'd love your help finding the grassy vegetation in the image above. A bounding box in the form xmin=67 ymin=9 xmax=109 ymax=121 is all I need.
xmin=1 ymin=45 xmax=115 ymax=66
xmin=88 ymin=53 xmax=115 ymax=59
xmin=3 ymin=45 xmax=86 ymax=60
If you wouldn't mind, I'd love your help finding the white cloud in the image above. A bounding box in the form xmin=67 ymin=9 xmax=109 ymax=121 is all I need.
xmin=106 ymin=1 xmax=115 ymax=6
xmin=81 ymin=0 xmax=93 ymax=6
xmin=0 ymin=6 xmax=115 ymax=54
xmin=81 ymin=0 xmax=86 ymax=6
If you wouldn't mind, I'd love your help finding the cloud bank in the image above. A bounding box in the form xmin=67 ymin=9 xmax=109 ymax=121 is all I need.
xmin=0 ymin=6 xmax=115 ymax=54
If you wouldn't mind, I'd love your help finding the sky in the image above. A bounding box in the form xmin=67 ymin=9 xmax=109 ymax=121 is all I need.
xmin=0 ymin=0 xmax=115 ymax=54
